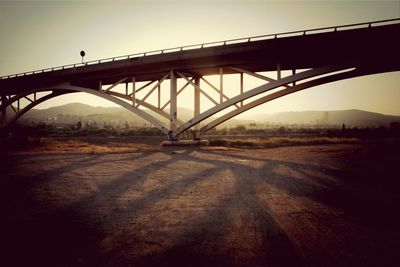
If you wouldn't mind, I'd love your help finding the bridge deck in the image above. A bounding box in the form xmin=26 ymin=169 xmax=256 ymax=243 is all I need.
xmin=0 ymin=19 xmax=399 ymax=95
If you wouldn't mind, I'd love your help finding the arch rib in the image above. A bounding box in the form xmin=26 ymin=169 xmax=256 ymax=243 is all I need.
xmin=176 ymin=65 xmax=347 ymax=135
xmin=1 ymin=88 xmax=59 ymax=111
xmin=2 ymin=90 xmax=72 ymax=127
xmin=200 ymin=67 xmax=360 ymax=134
xmin=200 ymin=64 xmax=400 ymax=134
xmin=53 ymin=83 xmax=170 ymax=135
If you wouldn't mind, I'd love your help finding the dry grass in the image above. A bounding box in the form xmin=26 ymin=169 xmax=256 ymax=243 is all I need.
xmin=15 ymin=137 xmax=153 ymax=154
xmin=5 ymin=135 xmax=362 ymax=153
xmin=208 ymin=136 xmax=361 ymax=148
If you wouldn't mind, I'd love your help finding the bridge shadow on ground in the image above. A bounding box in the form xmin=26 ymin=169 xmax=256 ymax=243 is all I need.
xmin=0 ymin=141 xmax=399 ymax=267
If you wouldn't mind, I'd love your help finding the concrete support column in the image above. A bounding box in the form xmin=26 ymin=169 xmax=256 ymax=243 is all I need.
xmin=292 ymin=69 xmax=296 ymax=86
xmin=240 ymin=73 xmax=244 ymax=107
xmin=158 ymin=81 xmax=161 ymax=109
xmin=193 ymin=77 xmax=201 ymax=139
xmin=277 ymin=64 xmax=281 ymax=80
xmin=132 ymin=77 xmax=136 ymax=106
xmin=219 ymin=67 xmax=223 ymax=104
xmin=169 ymin=70 xmax=177 ymax=140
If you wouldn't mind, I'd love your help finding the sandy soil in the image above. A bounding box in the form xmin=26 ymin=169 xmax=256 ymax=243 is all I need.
xmin=0 ymin=140 xmax=399 ymax=267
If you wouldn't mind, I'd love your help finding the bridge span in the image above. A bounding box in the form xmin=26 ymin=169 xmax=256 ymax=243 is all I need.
xmin=1 ymin=19 xmax=399 ymax=141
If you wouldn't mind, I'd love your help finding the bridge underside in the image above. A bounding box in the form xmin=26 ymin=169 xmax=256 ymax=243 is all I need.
xmin=1 ymin=21 xmax=399 ymax=140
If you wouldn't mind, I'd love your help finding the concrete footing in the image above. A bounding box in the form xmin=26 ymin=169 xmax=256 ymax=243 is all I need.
xmin=161 ymin=139 xmax=209 ymax=146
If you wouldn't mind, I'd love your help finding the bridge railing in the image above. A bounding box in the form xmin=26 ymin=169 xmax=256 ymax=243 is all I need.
xmin=1 ymin=18 xmax=399 ymax=80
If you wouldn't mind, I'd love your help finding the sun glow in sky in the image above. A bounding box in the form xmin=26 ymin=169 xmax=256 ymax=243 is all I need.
xmin=0 ymin=0 xmax=399 ymax=116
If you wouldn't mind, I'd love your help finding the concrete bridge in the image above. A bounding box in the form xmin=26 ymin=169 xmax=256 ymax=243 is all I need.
xmin=1 ymin=18 xmax=399 ymax=141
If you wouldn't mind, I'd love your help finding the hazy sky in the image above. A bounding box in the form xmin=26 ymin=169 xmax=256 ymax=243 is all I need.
xmin=0 ymin=0 xmax=399 ymax=116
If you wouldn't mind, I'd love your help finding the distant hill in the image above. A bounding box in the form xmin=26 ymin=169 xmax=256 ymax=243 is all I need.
xmin=246 ymin=109 xmax=400 ymax=127
xmin=22 ymin=103 xmax=400 ymax=128
xmin=22 ymin=103 xmax=256 ymax=128
xmin=26 ymin=103 xmax=122 ymax=117
xmin=24 ymin=103 xmax=159 ymax=127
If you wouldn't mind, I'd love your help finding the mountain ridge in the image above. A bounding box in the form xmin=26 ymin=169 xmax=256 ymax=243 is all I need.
xmin=23 ymin=103 xmax=400 ymax=127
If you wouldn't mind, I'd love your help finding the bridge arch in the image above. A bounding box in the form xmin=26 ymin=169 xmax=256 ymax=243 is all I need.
xmin=1 ymin=65 xmax=398 ymax=139
xmin=194 ymin=65 xmax=398 ymax=135
xmin=176 ymin=65 xmax=354 ymax=135
xmin=0 ymin=84 xmax=170 ymax=135
xmin=0 ymin=89 xmax=73 ymax=127
xmin=199 ymin=67 xmax=361 ymax=134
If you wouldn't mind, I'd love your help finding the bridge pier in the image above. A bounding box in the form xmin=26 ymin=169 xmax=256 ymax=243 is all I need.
xmin=169 ymin=70 xmax=178 ymax=141
xmin=193 ymin=77 xmax=201 ymax=140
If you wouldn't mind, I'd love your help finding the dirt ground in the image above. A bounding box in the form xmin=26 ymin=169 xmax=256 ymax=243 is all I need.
xmin=0 ymin=138 xmax=399 ymax=267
